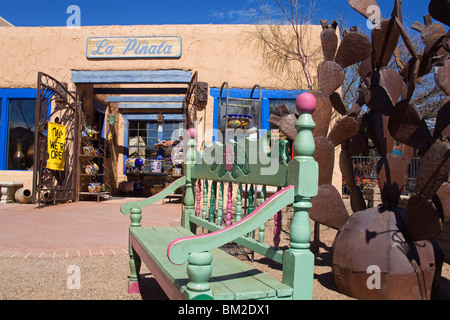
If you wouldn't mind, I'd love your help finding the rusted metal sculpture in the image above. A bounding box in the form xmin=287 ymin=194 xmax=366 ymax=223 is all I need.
xmin=271 ymin=0 xmax=449 ymax=299
xmin=331 ymin=0 xmax=449 ymax=300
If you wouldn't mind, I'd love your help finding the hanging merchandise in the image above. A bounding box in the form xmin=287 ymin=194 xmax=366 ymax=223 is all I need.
xmin=109 ymin=114 xmax=116 ymax=125
xmin=106 ymin=130 xmax=113 ymax=142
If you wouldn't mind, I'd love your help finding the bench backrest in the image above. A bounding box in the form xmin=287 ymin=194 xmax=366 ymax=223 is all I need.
xmin=181 ymin=93 xmax=319 ymax=264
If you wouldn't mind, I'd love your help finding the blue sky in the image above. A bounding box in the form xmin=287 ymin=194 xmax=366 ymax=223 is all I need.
xmin=0 ymin=0 xmax=435 ymax=31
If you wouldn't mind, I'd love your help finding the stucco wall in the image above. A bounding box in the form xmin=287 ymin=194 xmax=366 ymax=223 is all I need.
xmin=0 ymin=23 xmax=344 ymax=198
xmin=0 ymin=24 xmax=323 ymax=89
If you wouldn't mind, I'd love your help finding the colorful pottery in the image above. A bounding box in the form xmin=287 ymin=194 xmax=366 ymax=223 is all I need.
xmin=226 ymin=114 xmax=252 ymax=129
xmin=125 ymin=158 xmax=135 ymax=169
xmin=150 ymin=159 xmax=163 ymax=173
xmin=93 ymin=148 xmax=103 ymax=157
xmin=135 ymin=158 xmax=145 ymax=167
xmin=106 ymin=130 xmax=113 ymax=142
xmin=172 ymin=166 xmax=182 ymax=175
xmin=88 ymin=182 xmax=102 ymax=193
xmin=241 ymin=115 xmax=251 ymax=129
xmin=85 ymin=163 xmax=99 ymax=175
xmin=83 ymin=145 xmax=94 ymax=156
xmin=227 ymin=115 xmax=241 ymax=128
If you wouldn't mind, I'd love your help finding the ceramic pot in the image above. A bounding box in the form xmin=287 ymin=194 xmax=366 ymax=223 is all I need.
xmin=150 ymin=159 xmax=163 ymax=173
xmin=88 ymin=182 xmax=102 ymax=193
xmin=85 ymin=163 xmax=99 ymax=175
xmin=156 ymin=148 xmax=165 ymax=160
xmin=135 ymin=158 xmax=145 ymax=167
xmin=172 ymin=166 xmax=182 ymax=175
xmin=12 ymin=141 xmax=26 ymax=170
xmin=14 ymin=188 xmax=32 ymax=204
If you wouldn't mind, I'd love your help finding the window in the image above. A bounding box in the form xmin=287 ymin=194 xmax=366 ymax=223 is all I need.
xmin=216 ymin=98 xmax=261 ymax=134
xmin=128 ymin=120 xmax=181 ymax=159
xmin=123 ymin=114 xmax=183 ymax=173
xmin=210 ymin=87 xmax=302 ymax=142
xmin=0 ymin=89 xmax=37 ymax=170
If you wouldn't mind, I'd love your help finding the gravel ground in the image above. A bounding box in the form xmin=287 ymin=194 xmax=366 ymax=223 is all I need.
xmin=1 ymin=225 xmax=448 ymax=301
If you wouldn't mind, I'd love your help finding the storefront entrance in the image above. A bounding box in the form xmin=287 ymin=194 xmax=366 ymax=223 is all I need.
xmin=33 ymin=69 xmax=202 ymax=204
xmin=32 ymin=72 xmax=79 ymax=206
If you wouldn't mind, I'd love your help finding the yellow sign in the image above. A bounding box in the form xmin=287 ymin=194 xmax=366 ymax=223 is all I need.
xmin=46 ymin=122 xmax=67 ymax=171
xmin=86 ymin=36 xmax=182 ymax=59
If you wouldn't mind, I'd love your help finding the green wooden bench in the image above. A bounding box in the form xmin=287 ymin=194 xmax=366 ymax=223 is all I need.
xmin=121 ymin=92 xmax=319 ymax=300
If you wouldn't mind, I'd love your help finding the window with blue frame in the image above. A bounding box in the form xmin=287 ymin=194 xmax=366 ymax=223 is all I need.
xmin=210 ymin=87 xmax=303 ymax=143
xmin=128 ymin=120 xmax=181 ymax=158
xmin=123 ymin=114 xmax=183 ymax=173
xmin=0 ymin=89 xmax=37 ymax=171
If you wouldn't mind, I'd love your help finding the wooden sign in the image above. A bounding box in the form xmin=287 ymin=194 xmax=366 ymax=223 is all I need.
xmin=46 ymin=122 xmax=67 ymax=171
xmin=86 ymin=36 xmax=182 ymax=59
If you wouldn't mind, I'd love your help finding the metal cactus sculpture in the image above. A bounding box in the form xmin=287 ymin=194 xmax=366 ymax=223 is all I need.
xmin=332 ymin=0 xmax=448 ymax=300
xmin=271 ymin=0 xmax=449 ymax=299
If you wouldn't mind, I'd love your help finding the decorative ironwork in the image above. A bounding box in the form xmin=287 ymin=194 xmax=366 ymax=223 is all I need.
xmin=32 ymin=72 xmax=80 ymax=206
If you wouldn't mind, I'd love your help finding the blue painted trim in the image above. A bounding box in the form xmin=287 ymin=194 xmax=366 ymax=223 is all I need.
xmin=94 ymin=87 xmax=187 ymax=96
xmin=122 ymin=114 xmax=183 ymax=121
xmin=210 ymin=87 xmax=303 ymax=100
xmin=0 ymin=88 xmax=37 ymax=170
xmin=71 ymin=70 xmax=192 ymax=84
xmin=0 ymin=98 xmax=8 ymax=170
xmin=118 ymin=103 xmax=182 ymax=110
xmin=123 ymin=118 xmax=130 ymax=173
xmin=108 ymin=96 xmax=185 ymax=103
xmin=0 ymin=88 xmax=37 ymax=98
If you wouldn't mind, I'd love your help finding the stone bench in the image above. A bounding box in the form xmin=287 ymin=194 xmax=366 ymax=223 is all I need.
xmin=0 ymin=182 xmax=24 ymax=203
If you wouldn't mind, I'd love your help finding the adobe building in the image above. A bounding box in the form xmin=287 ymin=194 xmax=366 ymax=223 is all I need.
xmin=0 ymin=22 xmax=342 ymax=202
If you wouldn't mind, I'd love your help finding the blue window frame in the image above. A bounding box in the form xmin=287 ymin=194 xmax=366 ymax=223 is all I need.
xmin=0 ymin=89 xmax=37 ymax=170
xmin=122 ymin=113 xmax=183 ymax=173
xmin=210 ymin=88 xmax=303 ymax=143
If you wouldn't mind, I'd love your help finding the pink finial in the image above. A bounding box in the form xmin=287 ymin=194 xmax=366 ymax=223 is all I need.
xmin=296 ymin=92 xmax=316 ymax=114
xmin=188 ymin=128 xmax=197 ymax=139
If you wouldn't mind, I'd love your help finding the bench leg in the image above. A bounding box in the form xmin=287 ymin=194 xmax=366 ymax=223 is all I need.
xmin=184 ymin=251 xmax=214 ymax=300
xmin=128 ymin=246 xmax=141 ymax=294
xmin=282 ymin=248 xmax=314 ymax=300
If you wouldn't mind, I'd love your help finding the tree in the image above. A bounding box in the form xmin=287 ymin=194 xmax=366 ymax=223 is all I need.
xmin=249 ymin=0 xmax=322 ymax=91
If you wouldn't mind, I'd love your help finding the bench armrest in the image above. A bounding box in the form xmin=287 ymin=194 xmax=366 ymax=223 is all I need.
xmin=120 ymin=177 xmax=186 ymax=215
xmin=167 ymin=185 xmax=294 ymax=265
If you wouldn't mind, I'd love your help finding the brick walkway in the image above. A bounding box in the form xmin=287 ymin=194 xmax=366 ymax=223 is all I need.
xmin=0 ymin=198 xmax=183 ymax=259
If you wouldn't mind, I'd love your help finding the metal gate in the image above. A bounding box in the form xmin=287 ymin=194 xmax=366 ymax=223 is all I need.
xmin=32 ymin=72 xmax=79 ymax=206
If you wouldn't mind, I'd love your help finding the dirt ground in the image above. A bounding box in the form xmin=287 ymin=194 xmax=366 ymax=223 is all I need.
xmin=1 ymin=221 xmax=448 ymax=301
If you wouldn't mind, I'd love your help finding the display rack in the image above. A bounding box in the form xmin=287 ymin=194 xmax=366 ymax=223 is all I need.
xmin=78 ymin=129 xmax=112 ymax=202
xmin=218 ymin=82 xmax=262 ymax=144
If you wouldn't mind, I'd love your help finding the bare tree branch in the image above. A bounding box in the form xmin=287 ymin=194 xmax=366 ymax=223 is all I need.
xmin=248 ymin=0 xmax=322 ymax=90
